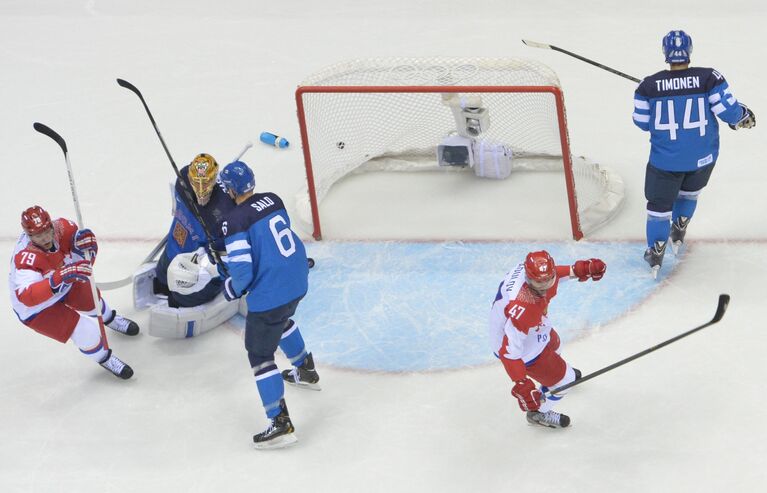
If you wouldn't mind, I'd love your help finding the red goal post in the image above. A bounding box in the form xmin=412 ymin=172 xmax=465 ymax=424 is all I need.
xmin=294 ymin=58 xmax=623 ymax=240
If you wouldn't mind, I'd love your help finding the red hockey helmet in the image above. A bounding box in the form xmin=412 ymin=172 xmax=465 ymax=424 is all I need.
xmin=524 ymin=250 xmax=556 ymax=293
xmin=21 ymin=205 xmax=52 ymax=235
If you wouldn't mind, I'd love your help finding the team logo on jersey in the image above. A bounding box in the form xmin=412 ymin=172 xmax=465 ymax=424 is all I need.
xmin=172 ymin=222 xmax=188 ymax=247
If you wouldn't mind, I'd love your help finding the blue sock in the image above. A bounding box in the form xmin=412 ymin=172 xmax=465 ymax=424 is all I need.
xmin=646 ymin=212 xmax=672 ymax=248
xmin=254 ymin=362 xmax=285 ymax=418
xmin=278 ymin=321 xmax=309 ymax=367
xmin=672 ymin=194 xmax=698 ymax=222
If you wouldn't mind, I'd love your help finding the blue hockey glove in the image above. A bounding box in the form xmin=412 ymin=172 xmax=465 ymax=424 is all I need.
xmin=223 ymin=277 xmax=242 ymax=301
xmin=729 ymin=103 xmax=756 ymax=130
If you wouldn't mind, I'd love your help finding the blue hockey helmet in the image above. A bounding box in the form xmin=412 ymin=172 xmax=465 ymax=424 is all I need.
xmin=662 ymin=30 xmax=693 ymax=64
xmin=220 ymin=160 xmax=255 ymax=196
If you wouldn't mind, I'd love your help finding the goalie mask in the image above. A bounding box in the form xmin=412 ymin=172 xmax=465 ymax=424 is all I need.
xmin=188 ymin=153 xmax=219 ymax=206
xmin=167 ymin=251 xmax=214 ymax=296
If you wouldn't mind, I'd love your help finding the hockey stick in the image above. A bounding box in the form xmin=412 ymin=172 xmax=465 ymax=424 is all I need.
xmin=547 ymin=294 xmax=730 ymax=396
xmin=96 ymin=143 xmax=254 ymax=291
xmin=233 ymin=141 xmax=253 ymax=162
xmin=522 ymin=39 xmax=641 ymax=83
xmin=95 ymin=236 xmax=167 ymax=290
xmin=116 ymin=78 xmax=229 ymax=275
xmin=33 ymin=122 xmax=110 ymax=350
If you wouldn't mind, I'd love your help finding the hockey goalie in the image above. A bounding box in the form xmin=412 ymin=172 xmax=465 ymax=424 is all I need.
xmin=131 ymin=153 xmax=242 ymax=338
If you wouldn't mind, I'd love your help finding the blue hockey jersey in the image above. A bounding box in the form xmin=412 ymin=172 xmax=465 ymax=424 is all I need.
xmin=156 ymin=165 xmax=236 ymax=284
xmin=222 ymin=192 xmax=309 ymax=312
xmin=633 ymin=67 xmax=744 ymax=172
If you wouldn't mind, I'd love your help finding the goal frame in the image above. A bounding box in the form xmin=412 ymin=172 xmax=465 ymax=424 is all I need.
xmin=295 ymin=85 xmax=582 ymax=240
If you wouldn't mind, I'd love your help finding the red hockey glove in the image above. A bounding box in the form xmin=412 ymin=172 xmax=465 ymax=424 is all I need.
xmin=72 ymin=229 xmax=98 ymax=259
xmin=511 ymin=378 xmax=542 ymax=412
xmin=50 ymin=260 xmax=92 ymax=293
xmin=572 ymin=258 xmax=606 ymax=282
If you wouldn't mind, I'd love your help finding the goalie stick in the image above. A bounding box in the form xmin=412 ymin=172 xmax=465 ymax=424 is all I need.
xmin=118 ymin=79 xmax=315 ymax=272
xmin=33 ymin=122 xmax=110 ymax=350
xmin=117 ymin=78 xmax=229 ymax=276
xmin=522 ymin=39 xmax=641 ymax=83
xmin=96 ymin=141 xmax=253 ymax=290
xmin=96 ymin=140 xmax=257 ymax=290
xmin=546 ymin=294 xmax=730 ymax=396
xmin=94 ymin=237 xmax=166 ymax=290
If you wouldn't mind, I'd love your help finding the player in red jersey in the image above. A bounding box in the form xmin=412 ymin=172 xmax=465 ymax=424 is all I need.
xmin=9 ymin=206 xmax=138 ymax=379
xmin=489 ymin=250 xmax=606 ymax=428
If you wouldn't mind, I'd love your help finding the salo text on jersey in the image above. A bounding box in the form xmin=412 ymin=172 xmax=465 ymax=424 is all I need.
xmin=250 ymin=196 xmax=275 ymax=212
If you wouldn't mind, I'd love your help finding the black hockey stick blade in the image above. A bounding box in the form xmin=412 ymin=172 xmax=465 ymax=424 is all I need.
xmin=116 ymin=78 xmax=142 ymax=97
xmin=547 ymin=294 xmax=731 ymax=396
xmin=522 ymin=39 xmax=641 ymax=83
xmin=33 ymin=122 xmax=68 ymax=154
xmin=711 ymin=293 xmax=730 ymax=323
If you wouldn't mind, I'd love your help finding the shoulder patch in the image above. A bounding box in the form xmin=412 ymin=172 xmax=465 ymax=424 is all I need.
xmin=172 ymin=221 xmax=188 ymax=247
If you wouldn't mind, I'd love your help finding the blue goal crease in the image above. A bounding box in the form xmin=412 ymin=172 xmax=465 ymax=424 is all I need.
xmin=229 ymin=241 xmax=676 ymax=372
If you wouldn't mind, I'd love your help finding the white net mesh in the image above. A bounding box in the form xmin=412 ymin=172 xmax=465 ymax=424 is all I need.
xmin=296 ymin=57 xmax=623 ymax=238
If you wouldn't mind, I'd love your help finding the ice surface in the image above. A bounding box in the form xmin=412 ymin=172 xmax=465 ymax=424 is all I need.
xmin=1 ymin=1 xmax=765 ymax=492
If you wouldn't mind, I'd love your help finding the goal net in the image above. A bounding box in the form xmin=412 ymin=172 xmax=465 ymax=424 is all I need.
xmin=295 ymin=57 xmax=624 ymax=240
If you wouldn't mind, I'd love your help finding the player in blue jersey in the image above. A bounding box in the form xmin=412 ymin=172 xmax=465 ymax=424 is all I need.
xmin=154 ymin=153 xmax=236 ymax=307
xmin=219 ymin=160 xmax=320 ymax=450
xmin=632 ymin=30 xmax=755 ymax=277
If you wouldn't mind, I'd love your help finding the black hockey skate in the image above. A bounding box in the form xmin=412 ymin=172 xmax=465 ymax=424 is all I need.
xmin=253 ymin=399 xmax=297 ymax=450
xmin=282 ymin=353 xmax=321 ymax=391
xmin=526 ymin=410 xmax=571 ymax=429
xmin=670 ymin=216 xmax=690 ymax=255
xmin=99 ymin=349 xmax=134 ymax=379
xmin=105 ymin=310 xmax=140 ymax=336
xmin=643 ymin=240 xmax=667 ymax=279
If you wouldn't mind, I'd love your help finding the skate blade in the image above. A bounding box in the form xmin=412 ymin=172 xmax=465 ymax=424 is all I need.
xmin=286 ymin=380 xmax=322 ymax=391
xmin=650 ymin=265 xmax=660 ymax=279
xmin=526 ymin=418 xmax=560 ymax=429
xmin=253 ymin=433 xmax=298 ymax=450
xmin=671 ymin=240 xmax=682 ymax=255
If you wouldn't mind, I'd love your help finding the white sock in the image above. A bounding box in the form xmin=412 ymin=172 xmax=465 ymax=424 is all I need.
xmin=69 ymin=315 xmax=109 ymax=363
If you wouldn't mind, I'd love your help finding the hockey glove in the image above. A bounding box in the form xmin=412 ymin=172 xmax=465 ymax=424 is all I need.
xmin=511 ymin=378 xmax=543 ymax=412
xmin=223 ymin=277 xmax=242 ymax=301
xmin=572 ymin=258 xmax=606 ymax=282
xmin=50 ymin=260 xmax=93 ymax=293
xmin=729 ymin=103 xmax=756 ymax=130
xmin=72 ymin=228 xmax=98 ymax=259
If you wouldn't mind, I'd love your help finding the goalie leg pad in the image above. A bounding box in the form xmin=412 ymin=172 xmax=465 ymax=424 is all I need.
xmin=133 ymin=262 xmax=161 ymax=310
xmin=148 ymin=293 xmax=239 ymax=338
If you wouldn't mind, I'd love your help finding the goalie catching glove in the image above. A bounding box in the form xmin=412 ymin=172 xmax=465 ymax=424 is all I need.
xmin=571 ymin=258 xmax=606 ymax=282
xmin=511 ymin=377 xmax=543 ymax=412
xmin=729 ymin=103 xmax=756 ymax=130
